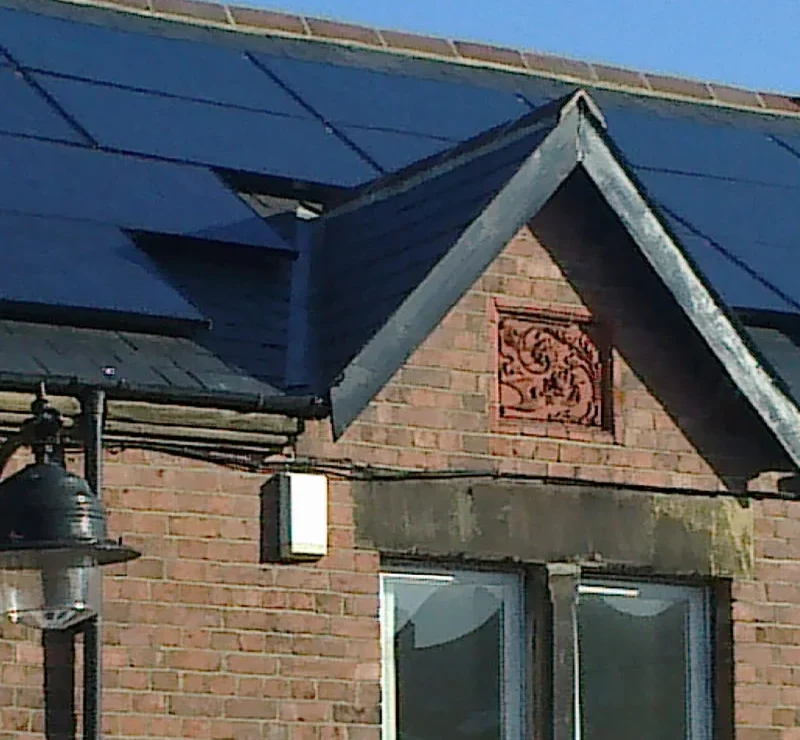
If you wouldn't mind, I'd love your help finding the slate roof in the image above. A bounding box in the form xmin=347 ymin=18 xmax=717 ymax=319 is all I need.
xmin=0 ymin=319 xmax=285 ymax=401
xmin=312 ymin=100 xmax=563 ymax=391
xmin=3 ymin=0 xmax=800 ymax=464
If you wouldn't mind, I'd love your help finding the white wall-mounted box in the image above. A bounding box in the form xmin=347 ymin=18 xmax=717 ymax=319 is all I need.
xmin=268 ymin=472 xmax=328 ymax=560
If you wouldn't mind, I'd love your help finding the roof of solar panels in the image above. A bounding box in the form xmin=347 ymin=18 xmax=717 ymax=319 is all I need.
xmin=3 ymin=0 xmax=800 ymax=465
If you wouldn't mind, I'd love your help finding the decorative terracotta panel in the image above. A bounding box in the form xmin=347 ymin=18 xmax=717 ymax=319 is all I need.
xmin=497 ymin=307 xmax=606 ymax=427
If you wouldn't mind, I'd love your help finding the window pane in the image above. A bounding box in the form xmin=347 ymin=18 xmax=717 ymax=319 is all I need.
xmin=380 ymin=570 xmax=523 ymax=740
xmin=577 ymin=581 xmax=710 ymax=740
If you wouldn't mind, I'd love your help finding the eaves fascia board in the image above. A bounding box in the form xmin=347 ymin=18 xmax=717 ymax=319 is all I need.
xmin=0 ymin=371 xmax=328 ymax=419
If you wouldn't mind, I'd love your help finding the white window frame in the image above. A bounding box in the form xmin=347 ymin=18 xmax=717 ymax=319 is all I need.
xmin=379 ymin=567 xmax=526 ymax=740
xmin=576 ymin=579 xmax=712 ymax=740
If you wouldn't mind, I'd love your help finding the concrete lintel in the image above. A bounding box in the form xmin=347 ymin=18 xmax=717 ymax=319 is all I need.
xmin=354 ymin=477 xmax=753 ymax=578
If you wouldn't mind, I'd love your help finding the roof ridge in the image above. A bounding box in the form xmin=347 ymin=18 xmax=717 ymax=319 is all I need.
xmin=34 ymin=0 xmax=800 ymax=118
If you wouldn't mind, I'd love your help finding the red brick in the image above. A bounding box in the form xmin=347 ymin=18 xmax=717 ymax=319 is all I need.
xmin=166 ymin=649 xmax=222 ymax=672
xmin=343 ymin=595 xmax=378 ymax=617
xmin=333 ymin=703 xmax=381 ymax=724
xmin=273 ymin=612 xmax=330 ymax=634
xmin=2 ymin=223 xmax=794 ymax=740
xmin=182 ymin=671 xmax=236 ymax=695
xmin=224 ymin=697 xmax=278 ymax=720
xmin=224 ymin=653 xmax=278 ymax=675
xmin=274 ymin=568 xmax=330 ymax=591
xmin=169 ymin=694 xmax=223 ymax=717
xmin=319 ymin=680 xmax=355 ymax=702
xmin=292 ymin=636 xmax=347 ymax=658
xmin=279 ymin=700 xmax=331 ymax=722
xmin=347 ymin=727 xmax=381 ymax=740
xmin=290 ymin=679 xmax=316 ymax=699
xmin=279 ymin=657 xmax=357 ymax=680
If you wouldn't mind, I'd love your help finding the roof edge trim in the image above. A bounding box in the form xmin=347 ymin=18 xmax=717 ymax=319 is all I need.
xmin=326 ymin=93 xmax=568 ymax=222
xmin=560 ymin=89 xmax=606 ymax=130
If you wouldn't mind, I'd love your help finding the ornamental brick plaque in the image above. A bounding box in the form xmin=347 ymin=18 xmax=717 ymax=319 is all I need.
xmin=497 ymin=308 xmax=605 ymax=426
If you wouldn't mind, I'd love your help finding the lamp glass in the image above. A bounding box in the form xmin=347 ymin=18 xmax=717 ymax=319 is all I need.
xmin=0 ymin=552 xmax=101 ymax=630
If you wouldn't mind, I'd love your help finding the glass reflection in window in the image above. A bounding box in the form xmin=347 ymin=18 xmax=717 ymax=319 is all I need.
xmin=380 ymin=570 xmax=524 ymax=740
xmin=577 ymin=580 xmax=711 ymax=740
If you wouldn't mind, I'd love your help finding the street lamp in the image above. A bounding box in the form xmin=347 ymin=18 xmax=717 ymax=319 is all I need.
xmin=0 ymin=385 xmax=139 ymax=739
xmin=0 ymin=387 xmax=138 ymax=627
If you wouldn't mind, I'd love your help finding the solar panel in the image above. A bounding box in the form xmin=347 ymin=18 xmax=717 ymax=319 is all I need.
xmin=773 ymin=134 xmax=800 ymax=165
xmin=605 ymin=104 xmax=800 ymax=186
xmin=641 ymin=169 xmax=800 ymax=250
xmin=34 ymin=74 xmax=380 ymax=186
xmin=0 ymin=133 xmax=292 ymax=249
xmin=663 ymin=214 xmax=798 ymax=313
xmin=256 ymin=54 xmax=530 ymax=140
xmin=339 ymin=127 xmax=454 ymax=171
xmin=744 ymin=326 xmax=800 ymax=404
xmin=652 ymin=180 xmax=800 ymax=310
xmin=0 ymin=213 xmax=206 ymax=324
xmin=0 ymin=66 xmax=83 ymax=142
xmin=0 ymin=7 xmax=310 ymax=116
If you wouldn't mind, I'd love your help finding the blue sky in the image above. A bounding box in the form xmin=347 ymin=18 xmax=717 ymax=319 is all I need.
xmin=251 ymin=0 xmax=800 ymax=95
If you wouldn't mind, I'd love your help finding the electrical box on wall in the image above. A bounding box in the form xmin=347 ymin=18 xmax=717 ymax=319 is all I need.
xmin=262 ymin=472 xmax=328 ymax=561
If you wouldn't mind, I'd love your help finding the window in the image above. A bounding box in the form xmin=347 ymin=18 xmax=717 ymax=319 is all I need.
xmin=380 ymin=569 xmax=525 ymax=740
xmin=380 ymin=569 xmax=714 ymax=740
xmin=576 ymin=580 xmax=712 ymax=740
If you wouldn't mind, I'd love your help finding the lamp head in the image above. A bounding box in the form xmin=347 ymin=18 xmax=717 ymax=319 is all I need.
xmin=0 ymin=389 xmax=138 ymax=630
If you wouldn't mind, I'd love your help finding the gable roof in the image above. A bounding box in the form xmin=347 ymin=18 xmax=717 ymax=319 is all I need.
xmin=311 ymin=95 xmax=571 ymax=395
xmin=1 ymin=0 xmax=800 ymax=477
xmin=315 ymin=90 xmax=800 ymax=477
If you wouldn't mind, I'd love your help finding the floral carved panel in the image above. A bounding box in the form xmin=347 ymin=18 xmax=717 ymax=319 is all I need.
xmin=497 ymin=308 xmax=606 ymax=427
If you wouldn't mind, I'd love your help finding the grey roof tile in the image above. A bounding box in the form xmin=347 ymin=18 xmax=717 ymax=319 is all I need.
xmin=144 ymin=246 xmax=291 ymax=385
xmin=0 ymin=344 xmax=48 ymax=375
xmin=0 ymin=319 xmax=284 ymax=401
xmin=141 ymin=360 xmax=202 ymax=389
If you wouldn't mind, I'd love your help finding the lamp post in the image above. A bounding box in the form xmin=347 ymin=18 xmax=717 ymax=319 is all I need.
xmin=0 ymin=385 xmax=140 ymax=739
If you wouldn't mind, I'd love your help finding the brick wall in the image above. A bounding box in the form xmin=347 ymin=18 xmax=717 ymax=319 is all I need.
xmin=735 ymin=500 xmax=800 ymax=740
xmin=0 ymin=448 xmax=381 ymax=740
xmin=299 ymin=221 xmax=773 ymax=491
xmin=1 ymin=219 xmax=798 ymax=739
xmin=296 ymin=219 xmax=799 ymax=740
